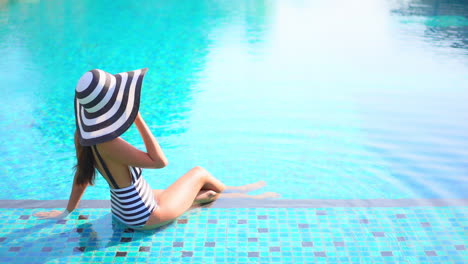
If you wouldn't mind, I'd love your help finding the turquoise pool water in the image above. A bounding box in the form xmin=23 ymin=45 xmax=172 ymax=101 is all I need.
xmin=1 ymin=1 xmax=467 ymax=264
xmin=0 ymin=0 xmax=467 ymax=201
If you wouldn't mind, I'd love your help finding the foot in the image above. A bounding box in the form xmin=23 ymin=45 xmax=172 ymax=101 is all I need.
xmin=193 ymin=190 xmax=218 ymax=205
xmin=252 ymin=192 xmax=281 ymax=199
xmin=225 ymin=181 xmax=267 ymax=193
xmin=219 ymin=192 xmax=281 ymax=199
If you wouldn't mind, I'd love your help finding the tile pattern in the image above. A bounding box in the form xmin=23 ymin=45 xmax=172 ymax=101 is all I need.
xmin=0 ymin=207 xmax=466 ymax=263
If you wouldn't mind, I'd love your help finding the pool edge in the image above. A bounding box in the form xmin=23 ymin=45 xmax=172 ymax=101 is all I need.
xmin=1 ymin=198 xmax=467 ymax=208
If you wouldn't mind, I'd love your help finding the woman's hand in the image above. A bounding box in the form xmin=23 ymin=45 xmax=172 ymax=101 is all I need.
xmin=33 ymin=210 xmax=70 ymax=220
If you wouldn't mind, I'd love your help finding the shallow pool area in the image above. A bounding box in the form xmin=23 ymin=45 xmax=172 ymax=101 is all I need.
xmin=0 ymin=0 xmax=467 ymax=263
xmin=0 ymin=200 xmax=467 ymax=263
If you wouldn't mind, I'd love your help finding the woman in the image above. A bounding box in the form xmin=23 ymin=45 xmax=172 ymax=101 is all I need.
xmin=34 ymin=68 xmax=277 ymax=230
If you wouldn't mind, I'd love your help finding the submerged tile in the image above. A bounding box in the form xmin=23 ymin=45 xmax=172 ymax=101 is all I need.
xmin=0 ymin=206 xmax=465 ymax=263
xmin=9 ymin=247 xmax=20 ymax=252
xmin=139 ymin=246 xmax=150 ymax=252
xmin=177 ymin=219 xmax=188 ymax=224
xmin=173 ymin=242 xmax=184 ymax=247
xmin=248 ymin=252 xmax=259 ymax=257
xmin=372 ymin=232 xmax=385 ymax=237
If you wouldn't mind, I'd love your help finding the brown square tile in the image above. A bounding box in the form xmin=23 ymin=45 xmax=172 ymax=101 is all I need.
xmin=205 ymin=242 xmax=216 ymax=247
xmin=177 ymin=219 xmax=188 ymax=224
xmin=74 ymin=247 xmax=85 ymax=252
xmin=139 ymin=246 xmax=150 ymax=252
xmin=42 ymin=247 xmax=52 ymax=252
xmin=302 ymin=242 xmax=313 ymax=247
xmin=455 ymin=245 xmax=466 ymax=250
xmin=269 ymin=247 xmax=280 ymax=252
xmin=173 ymin=242 xmax=184 ymax=247
xmin=248 ymin=252 xmax=259 ymax=257
xmin=421 ymin=222 xmax=431 ymax=227
xmin=9 ymin=247 xmax=21 ymax=252
xmin=372 ymin=232 xmax=385 ymax=237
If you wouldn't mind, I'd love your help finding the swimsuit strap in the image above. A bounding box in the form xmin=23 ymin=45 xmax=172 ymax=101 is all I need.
xmin=92 ymin=145 xmax=119 ymax=189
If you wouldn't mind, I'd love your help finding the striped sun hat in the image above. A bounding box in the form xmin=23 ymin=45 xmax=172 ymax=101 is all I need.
xmin=74 ymin=68 xmax=148 ymax=146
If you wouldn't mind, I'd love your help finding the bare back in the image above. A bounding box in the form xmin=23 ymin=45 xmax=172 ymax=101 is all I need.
xmin=92 ymin=144 xmax=133 ymax=189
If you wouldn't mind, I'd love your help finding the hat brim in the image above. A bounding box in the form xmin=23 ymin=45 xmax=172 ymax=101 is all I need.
xmin=75 ymin=68 xmax=148 ymax=146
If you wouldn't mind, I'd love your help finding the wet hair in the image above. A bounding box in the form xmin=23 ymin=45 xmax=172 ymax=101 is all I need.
xmin=74 ymin=131 xmax=96 ymax=186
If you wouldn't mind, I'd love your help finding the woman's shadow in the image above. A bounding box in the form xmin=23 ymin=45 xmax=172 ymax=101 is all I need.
xmin=2 ymin=209 xmax=201 ymax=264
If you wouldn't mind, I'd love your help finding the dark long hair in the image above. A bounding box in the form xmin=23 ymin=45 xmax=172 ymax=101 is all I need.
xmin=74 ymin=131 xmax=96 ymax=186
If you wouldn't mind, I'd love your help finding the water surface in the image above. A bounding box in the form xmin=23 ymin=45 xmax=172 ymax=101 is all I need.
xmin=0 ymin=0 xmax=467 ymax=199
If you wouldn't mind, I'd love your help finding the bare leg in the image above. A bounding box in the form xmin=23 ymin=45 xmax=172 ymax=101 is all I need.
xmin=193 ymin=180 xmax=269 ymax=203
xmin=153 ymin=189 xmax=217 ymax=205
xmin=223 ymin=181 xmax=267 ymax=193
xmin=220 ymin=192 xmax=280 ymax=199
xmin=145 ymin=166 xmax=225 ymax=225
xmin=190 ymin=191 xmax=280 ymax=209
xmin=193 ymin=189 xmax=218 ymax=204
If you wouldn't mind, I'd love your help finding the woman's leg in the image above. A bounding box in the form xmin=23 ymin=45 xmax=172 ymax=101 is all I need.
xmin=153 ymin=189 xmax=218 ymax=205
xmin=220 ymin=192 xmax=280 ymax=199
xmin=191 ymin=190 xmax=280 ymax=204
xmin=145 ymin=166 xmax=225 ymax=225
xmin=223 ymin=181 xmax=267 ymax=193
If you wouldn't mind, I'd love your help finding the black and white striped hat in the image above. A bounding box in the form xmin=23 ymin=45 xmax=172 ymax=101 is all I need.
xmin=74 ymin=68 xmax=148 ymax=146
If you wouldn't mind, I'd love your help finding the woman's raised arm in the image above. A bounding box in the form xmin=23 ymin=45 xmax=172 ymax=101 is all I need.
xmin=97 ymin=112 xmax=168 ymax=169
xmin=134 ymin=112 xmax=168 ymax=168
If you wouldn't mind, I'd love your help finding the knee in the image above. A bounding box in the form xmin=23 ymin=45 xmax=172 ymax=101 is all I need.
xmin=191 ymin=166 xmax=208 ymax=176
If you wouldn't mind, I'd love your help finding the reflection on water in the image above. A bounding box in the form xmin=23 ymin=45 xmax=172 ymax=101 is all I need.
xmin=0 ymin=0 xmax=274 ymax=199
xmin=390 ymin=0 xmax=468 ymax=52
xmin=0 ymin=0 xmax=466 ymax=199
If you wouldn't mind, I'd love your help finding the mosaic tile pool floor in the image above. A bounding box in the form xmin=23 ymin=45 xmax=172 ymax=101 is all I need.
xmin=0 ymin=202 xmax=467 ymax=263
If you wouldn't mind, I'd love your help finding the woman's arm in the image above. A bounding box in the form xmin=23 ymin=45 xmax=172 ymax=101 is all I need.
xmin=34 ymin=173 xmax=88 ymax=219
xmin=66 ymin=172 xmax=88 ymax=212
xmin=134 ymin=112 xmax=168 ymax=167
xmin=97 ymin=112 xmax=168 ymax=169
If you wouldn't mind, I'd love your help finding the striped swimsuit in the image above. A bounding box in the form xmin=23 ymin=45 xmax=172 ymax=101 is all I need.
xmin=92 ymin=145 xmax=158 ymax=227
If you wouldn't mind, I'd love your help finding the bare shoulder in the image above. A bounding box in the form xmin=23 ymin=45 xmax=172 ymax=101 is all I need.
xmin=97 ymin=137 xmax=132 ymax=153
xmin=96 ymin=137 xmax=138 ymax=160
xmin=95 ymin=137 xmax=159 ymax=168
